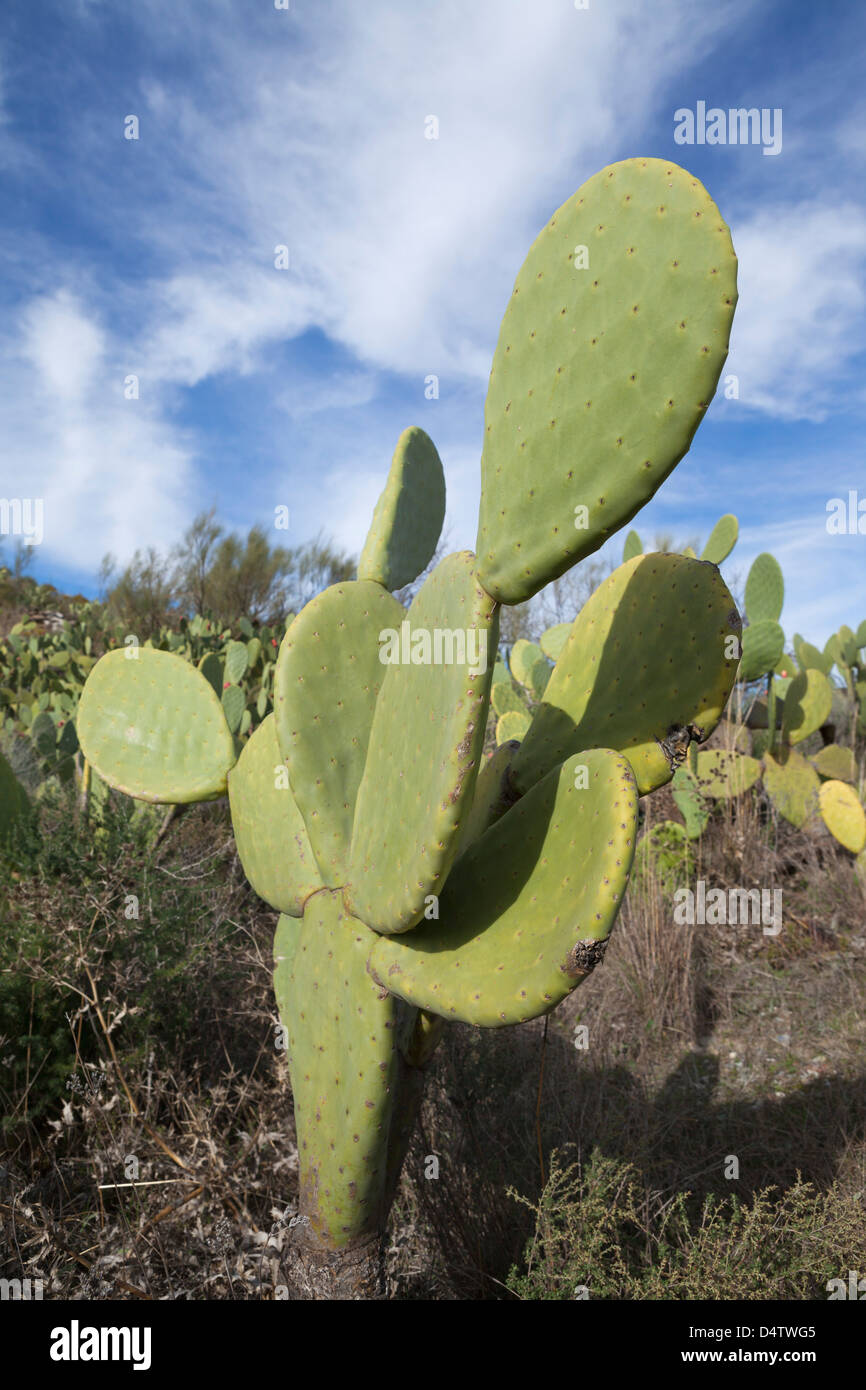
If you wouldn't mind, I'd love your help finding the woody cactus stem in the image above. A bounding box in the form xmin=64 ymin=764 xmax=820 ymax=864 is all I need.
xmin=75 ymin=158 xmax=741 ymax=1297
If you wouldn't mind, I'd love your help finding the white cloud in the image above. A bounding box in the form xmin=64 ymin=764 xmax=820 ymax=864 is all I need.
xmin=726 ymin=204 xmax=866 ymax=420
xmin=11 ymin=0 xmax=866 ymax=591
xmin=2 ymin=291 xmax=194 ymax=568
xmin=123 ymin=0 xmax=753 ymax=387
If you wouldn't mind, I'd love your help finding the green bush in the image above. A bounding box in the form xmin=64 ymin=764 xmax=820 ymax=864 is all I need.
xmin=506 ymin=1148 xmax=866 ymax=1300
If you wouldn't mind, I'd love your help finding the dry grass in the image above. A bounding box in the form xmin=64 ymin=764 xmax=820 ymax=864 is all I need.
xmin=2 ymin=773 xmax=866 ymax=1300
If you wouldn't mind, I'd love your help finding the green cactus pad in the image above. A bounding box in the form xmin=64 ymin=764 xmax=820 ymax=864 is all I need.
xmin=273 ymin=911 xmax=303 ymax=1021
xmin=77 ymin=648 xmax=236 ymax=803
xmin=224 ymin=640 xmax=249 ymax=684
xmin=509 ymin=639 xmax=547 ymax=690
xmin=368 ymin=750 xmax=637 ymax=1026
xmin=671 ymin=765 xmax=710 ymax=838
xmin=739 ymin=619 xmax=785 ymax=683
xmin=622 ymin=530 xmax=643 ymax=563
xmin=198 ymin=652 xmax=223 ymax=698
xmin=228 ymin=715 xmax=322 ymax=916
xmin=357 ymin=427 xmax=446 ymax=592
xmin=762 ymin=749 xmax=820 ymax=829
xmin=277 ymin=892 xmax=408 ymax=1248
xmin=781 ymin=668 xmax=833 ymax=745
xmin=701 ymin=513 xmax=738 ymax=565
xmin=496 ymin=709 xmax=531 ymax=744
xmin=819 ymin=781 xmax=866 ymax=854
xmin=793 ymin=636 xmax=831 ymax=676
xmin=475 ymin=157 xmax=737 ymax=604
xmin=810 ymin=744 xmax=857 ymax=783
xmin=221 ymin=683 xmax=245 ymax=735
xmin=274 ymin=580 xmax=404 ymax=886
xmin=510 ymin=553 xmax=741 ymax=797
xmin=348 ymin=552 xmax=499 ymax=933
xmin=455 ymin=739 xmax=521 ymax=856
xmin=491 ymin=681 xmax=526 ymax=717
xmin=540 ymin=623 xmax=571 ymax=661
xmin=694 ymin=748 xmax=762 ymax=798
xmin=824 ymin=634 xmax=845 ymax=673
xmin=744 ymin=553 xmax=784 ymax=623
xmin=838 ymin=625 xmax=859 ymax=667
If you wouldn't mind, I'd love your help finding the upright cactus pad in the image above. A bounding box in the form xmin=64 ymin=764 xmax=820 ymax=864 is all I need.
xmin=476 ymin=157 xmax=737 ymax=603
xmin=744 ymin=552 xmax=784 ymax=623
xmin=739 ymin=619 xmax=785 ymax=684
xmin=228 ymin=714 xmax=322 ymax=916
xmin=348 ymin=552 xmax=499 ymax=934
xmin=701 ymin=513 xmax=739 ymax=565
xmin=276 ymin=892 xmax=412 ymax=1247
xmin=762 ymin=749 xmax=820 ymax=829
xmin=274 ymin=581 xmax=403 ymax=885
xmin=357 ymin=427 xmax=446 ymax=592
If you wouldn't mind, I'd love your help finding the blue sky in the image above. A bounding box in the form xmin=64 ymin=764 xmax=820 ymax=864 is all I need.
xmin=1 ymin=0 xmax=864 ymax=642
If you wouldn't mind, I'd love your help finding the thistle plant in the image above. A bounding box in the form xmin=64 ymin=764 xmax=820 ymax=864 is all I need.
xmin=74 ymin=157 xmax=744 ymax=1297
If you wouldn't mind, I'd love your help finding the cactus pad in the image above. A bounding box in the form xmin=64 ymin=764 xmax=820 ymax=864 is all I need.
xmin=357 ymin=427 xmax=446 ymax=592
xmin=819 ymin=781 xmax=866 ymax=854
xmin=811 ymin=744 xmax=857 ymax=783
xmin=622 ymin=530 xmax=643 ymax=563
xmin=739 ymin=619 xmax=785 ymax=683
xmin=540 ymin=623 xmax=571 ymax=661
xmin=781 ymin=668 xmax=833 ymax=745
xmin=274 ymin=581 xmax=404 ymax=886
xmin=496 ymin=710 xmax=531 ymax=744
xmin=348 ymin=552 xmax=499 ymax=934
xmin=476 ymin=157 xmax=737 ymax=603
xmin=491 ymin=681 xmax=526 ymax=717
xmin=744 ymin=553 xmax=784 ymax=623
xmin=368 ymin=750 xmax=637 ymax=1026
xmin=277 ymin=891 xmax=409 ymax=1247
xmin=762 ymin=749 xmax=820 ymax=829
xmin=694 ymin=748 xmax=762 ymax=798
xmin=455 ymin=739 xmax=521 ymax=856
xmin=228 ymin=715 xmax=322 ymax=915
xmin=671 ymin=764 xmax=710 ymax=838
xmin=701 ymin=513 xmax=738 ymax=565
xmin=77 ymin=648 xmax=236 ymax=803
xmin=509 ymin=639 xmax=548 ymax=692
xmin=510 ymin=553 xmax=741 ymax=796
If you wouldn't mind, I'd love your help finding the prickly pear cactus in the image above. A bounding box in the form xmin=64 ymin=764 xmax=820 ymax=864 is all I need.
xmin=75 ymin=156 xmax=742 ymax=1298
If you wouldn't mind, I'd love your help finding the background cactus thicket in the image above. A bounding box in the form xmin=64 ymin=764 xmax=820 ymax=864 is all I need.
xmin=622 ymin=511 xmax=739 ymax=566
xmin=672 ymin=552 xmax=866 ymax=862
xmin=64 ymin=157 xmax=746 ymax=1295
